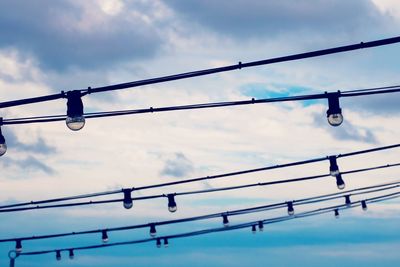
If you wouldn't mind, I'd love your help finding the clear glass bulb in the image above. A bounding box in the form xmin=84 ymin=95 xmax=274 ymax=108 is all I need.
xmin=69 ymin=250 xmax=74 ymax=260
xmin=123 ymin=201 xmax=133 ymax=209
xmin=327 ymin=113 xmax=343 ymax=126
xmin=0 ymin=143 xmax=7 ymax=156
xmin=66 ymin=116 xmax=85 ymax=131
xmin=288 ymin=210 xmax=295 ymax=216
xmin=102 ymin=237 xmax=108 ymax=243
xmin=251 ymin=225 xmax=257 ymax=234
xmin=337 ymin=182 xmax=345 ymax=190
xmin=168 ymin=205 xmax=177 ymax=213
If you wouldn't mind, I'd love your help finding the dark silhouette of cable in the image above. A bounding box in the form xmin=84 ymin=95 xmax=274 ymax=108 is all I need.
xmin=1 ymin=36 xmax=400 ymax=110
xmin=0 ymin=181 xmax=400 ymax=248
xmin=2 ymin=85 xmax=400 ymax=125
xmin=1 ymin=143 xmax=398 ymax=211
xmin=0 ymin=161 xmax=398 ymax=214
xmin=13 ymin=190 xmax=400 ymax=260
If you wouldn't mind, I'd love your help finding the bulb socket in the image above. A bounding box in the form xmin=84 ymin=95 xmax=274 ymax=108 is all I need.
xmin=167 ymin=194 xmax=177 ymax=213
xmin=287 ymin=201 xmax=294 ymax=216
xmin=149 ymin=224 xmax=157 ymax=237
xmin=123 ymin=189 xmax=133 ymax=209
xmin=101 ymin=230 xmax=109 ymax=243
xmin=222 ymin=214 xmax=229 ymax=226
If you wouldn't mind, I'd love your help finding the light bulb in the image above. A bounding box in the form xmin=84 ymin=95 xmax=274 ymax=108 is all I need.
xmin=156 ymin=238 xmax=161 ymax=248
xmin=327 ymin=114 xmax=343 ymax=126
xmin=167 ymin=194 xmax=177 ymax=213
xmin=334 ymin=209 xmax=340 ymax=219
xmin=335 ymin=174 xmax=345 ymax=190
xmin=68 ymin=249 xmax=74 ymax=260
xmin=56 ymin=250 xmax=61 ymax=261
xmin=101 ymin=230 xmax=108 ymax=243
xmin=149 ymin=224 xmax=157 ymax=237
xmin=258 ymin=221 xmax=264 ymax=232
xmin=329 ymin=156 xmax=340 ymax=176
xmin=287 ymin=201 xmax=294 ymax=216
xmin=66 ymin=91 xmax=85 ymax=131
xmin=345 ymin=195 xmax=351 ymax=207
xmin=361 ymin=200 xmax=368 ymax=211
xmin=0 ymin=143 xmax=7 ymax=156
xmin=123 ymin=189 xmax=133 ymax=209
xmin=66 ymin=116 xmax=85 ymax=131
xmin=0 ymin=126 xmax=7 ymax=157
xmin=251 ymin=225 xmax=257 ymax=234
xmin=326 ymin=92 xmax=343 ymax=127
xmin=222 ymin=214 xmax=229 ymax=226
xmin=163 ymin=238 xmax=169 ymax=248
xmin=15 ymin=240 xmax=22 ymax=253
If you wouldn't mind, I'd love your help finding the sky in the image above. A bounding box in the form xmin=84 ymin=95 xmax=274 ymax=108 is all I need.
xmin=0 ymin=0 xmax=400 ymax=266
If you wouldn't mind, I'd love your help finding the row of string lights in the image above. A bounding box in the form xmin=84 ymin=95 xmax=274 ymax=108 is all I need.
xmin=2 ymin=35 xmax=400 ymax=264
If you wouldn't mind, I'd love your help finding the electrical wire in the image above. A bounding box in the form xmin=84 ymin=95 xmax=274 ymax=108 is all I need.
xmin=3 ymin=85 xmax=400 ymax=125
xmin=1 ymin=143 xmax=398 ymax=211
xmin=14 ymin=190 xmax=400 ymax=259
xmin=0 ymin=163 xmax=398 ymax=213
xmin=0 ymin=180 xmax=398 ymax=245
xmin=1 ymin=36 xmax=400 ymax=111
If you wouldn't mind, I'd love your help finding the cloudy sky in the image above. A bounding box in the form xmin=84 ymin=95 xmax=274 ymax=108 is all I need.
xmin=0 ymin=0 xmax=400 ymax=266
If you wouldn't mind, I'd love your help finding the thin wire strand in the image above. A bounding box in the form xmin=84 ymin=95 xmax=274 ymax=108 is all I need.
xmin=1 ymin=181 xmax=398 ymax=244
xmin=1 ymin=36 xmax=400 ymax=110
xmin=0 ymin=163 xmax=398 ymax=213
xmin=3 ymin=86 xmax=400 ymax=125
xmin=1 ymin=144 xmax=398 ymax=210
xmin=16 ymin=191 xmax=400 ymax=257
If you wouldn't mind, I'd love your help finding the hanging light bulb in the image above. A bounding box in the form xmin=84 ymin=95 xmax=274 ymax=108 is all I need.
xmin=287 ymin=201 xmax=294 ymax=216
xmin=68 ymin=249 xmax=74 ymax=260
xmin=251 ymin=225 xmax=257 ymax=234
xmin=334 ymin=209 xmax=340 ymax=219
xmin=101 ymin=230 xmax=109 ymax=243
xmin=335 ymin=174 xmax=346 ymax=190
xmin=156 ymin=238 xmax=161 ymax=248
xmin=163 ymin=238 xmax=169 ymax=248
xmin=122 ymin=189 xmax=133 ymax=209
xmin=0 ymin=123 xmax=7 ymax=157
xmin=258 ymin=221 xmax=264 ymax=232
xmin=329 ymin=156 xmax=340 ymax=176
xmin=361 ymin=200 xmax=368 ymax=211
xmin=15 ymin=240 xmax=22 ymax=253
xmin=222 ymin=214 xmax=229 ymax=226
xmin=167 ymin=194 xmax=177 ymax=213
xmin=149 ymin=224 xmax=157 ymax=237
xmin=326 ymin=92 xmax=343 ymax=126
xmin=345 ymin=195 xmax=351 ymax=207
xmin=65 ymin=90 xmax=85 ymax=131
xmin=56 ymin=250 xmax=61 ymax=261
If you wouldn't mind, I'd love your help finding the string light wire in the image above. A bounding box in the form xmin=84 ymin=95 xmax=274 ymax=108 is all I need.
xmin=1 ymin=36 xmax=400 ymax=111
xmin=0 ymin=162 xmax=398 ymax=214
xmin=13 ymin=190 xmax=400 ymax=260
xmin=2 ymin=85 xmax=400 ymax=126
xmin=1 ymin=180 xmax=398 ymax=246
xmin=1 ymin=143 xmax=399 ymax=211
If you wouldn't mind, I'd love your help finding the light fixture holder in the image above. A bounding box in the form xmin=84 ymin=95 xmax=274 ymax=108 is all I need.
xmin=326 ymin=91 xmax=343 ymax=126
xmin=167 ymin=194 xmax=177 ymax=213
xmin=122 ymin=189 xmax=133 ymax=209
xmin=287 ymin=201 xmax=294 ymax=216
